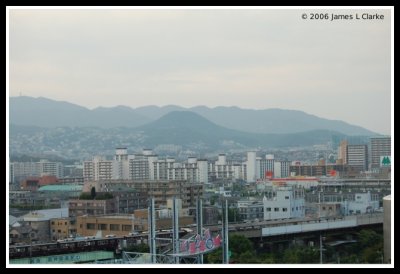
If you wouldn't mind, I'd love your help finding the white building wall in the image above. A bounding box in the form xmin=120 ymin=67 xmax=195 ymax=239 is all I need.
xmin=114 ymin=148 xmax=130 ymax=180
xmin=246 ymin=151 xmax=257 ymax=183
xmin=256 ymin=157 xmax=262 ymax=180
xmin=147 ymin=155 xmax=158 ymax=180
xmin=216 ymin=154 xmax=227 ymax=165
xmin=197 ymin=160 xmax=208 ymax=184
xmin=280 ymin=161 xmax=290 ymax=178
xmin=263 ymin=186 xmax=305 ymax=220
xmin=274 ymin=162 xmax=282 ymax=178
xmin=343 ymin=192 xmax=380 ymax=215
xmin=232 ymin=165 xmax=242 ymax=180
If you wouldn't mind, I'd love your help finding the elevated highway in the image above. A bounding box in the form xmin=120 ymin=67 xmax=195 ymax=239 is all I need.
xmin=9 ymin=213 xmax=382 ymax=259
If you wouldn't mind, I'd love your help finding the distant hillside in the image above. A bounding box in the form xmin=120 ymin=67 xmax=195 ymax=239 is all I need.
xmin=134 ymin=111 xmax=347 ymax=149
xmin=9 ymin=96 xmax=376 ymax=135
xmin=10 ymin=112 xmax=350 ymax=159
xmin=9 ymin=96 xmax=150 ymax=128
xmin=188 ymin=106 xmax=375 ymax=136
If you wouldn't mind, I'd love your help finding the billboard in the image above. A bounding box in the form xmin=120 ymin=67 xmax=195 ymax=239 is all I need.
xmin=177 ymin=229 xmax=221 ymax=256
xmin=380 ymin=156 xmax=391 ymax=167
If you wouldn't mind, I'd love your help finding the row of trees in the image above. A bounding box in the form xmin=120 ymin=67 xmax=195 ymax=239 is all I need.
xmin=78 ymin=187 xmax=113 ymax=200
xmin=205 ymin=229 xmax=383 ymax=264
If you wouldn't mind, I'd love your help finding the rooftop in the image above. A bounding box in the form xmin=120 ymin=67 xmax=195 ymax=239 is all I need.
xmin=38 ymin=184 xmax=83 ymax=192
xmin=22 ymin=208 xmax=68 ymax=221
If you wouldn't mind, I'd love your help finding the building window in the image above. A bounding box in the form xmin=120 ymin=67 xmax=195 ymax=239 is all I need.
xmin=285 ymin=196 xmax=289 ymax=200
xmin=266 ymin=208 xmax=271 ymax=212
xmin=110 ymin=224 xmax=120 ymax=231
xmin=282 ymin=208 xmax=288 ymax=212
xmin=98 ymin=224 xmax=107 ymax=230
xmin=51 ymin=221 xmax=55 ymax=225
xmin=86 ymin=223 xmax=95 ymax=230
xmin=122 ymin=225 xmax=132 ymax=231
xmin=274 ymin=208 xmax=279 ymax=212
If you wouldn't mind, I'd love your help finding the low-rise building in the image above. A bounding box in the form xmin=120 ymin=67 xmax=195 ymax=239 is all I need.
xmin=69 ymin=198 xmax=115 ymax=217
xmin=237 ymin=199 xmax=264 ymax=221
xmin=83 ymin=179 xmax=203 ymax=208
xmin=50 ymin=217 xmax=76 ymax=241
xmin=263 ymin=186 xmax=305 ymax=221
xmin=10 ymin=208 xmax=69 ymax=244
xmin=20 ymin=176 xmax=59 ymax=191
xmin=76 ymin=212 xmax=195 ymax=237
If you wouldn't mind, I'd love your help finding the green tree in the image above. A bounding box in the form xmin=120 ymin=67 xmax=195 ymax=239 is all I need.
xmin=125 ymin=243 xmax=149 ymax=253
xmin=204 ymin=247 xmax=222 ymax=264
xmin=341 ymin=254 xmax=359 ymax=264
xmin=229 ymin=234 xmax=254 ymax=256
xmin=358 ymin=229 xmax=383 ymax=263
xmin=90 ymin=186 xmax=96 ymax=199
xmin=260 ymin=253 xmax=276 ymax=264
xmin=205 ymin=234 xmax=255 ymax=264
xmin=358 ymin=229 xmax=382 ymax=249
xmin=79 ymin=192 xmax=92 ymax=199
xmin=228 ymin=208 xmax=241 ymax=222
xmin=282 ymin=246 xmax=319 ymax=264
xmin=238 ymin=250 xmax=261 ymax=263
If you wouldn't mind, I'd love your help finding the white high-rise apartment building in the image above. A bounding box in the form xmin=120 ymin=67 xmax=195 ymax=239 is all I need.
xmin=246 ymin=151 xmax=257 ymax=183
xmin=11 ymin=160 xmax=64 ymax=182
xmin=83 ymin=148 xmax=210 ymax=184
xmin=197 ymin=159 xmax=208 ymax=184
xmin=114 ymin=148 xmax=130 ymax=180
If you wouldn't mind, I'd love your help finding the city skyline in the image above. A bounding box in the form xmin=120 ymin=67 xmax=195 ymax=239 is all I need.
xmin=8 ymin=8 xmax=392 ymax=134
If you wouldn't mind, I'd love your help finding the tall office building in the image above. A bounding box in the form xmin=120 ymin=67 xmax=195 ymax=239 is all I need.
xmin=347 ymin=144 xmax=368 ymax=172
xmin=272 ymin=161 xmax=290 ymax=178
xmin=370 ymin=136 xmax=391 ymax=169
xmin=337 ymin=140 xmax=348 ymax=164
xmin=260 ymin=154 xmax=275 ymax=179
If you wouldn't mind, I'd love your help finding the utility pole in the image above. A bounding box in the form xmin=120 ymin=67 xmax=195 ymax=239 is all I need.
xmin=222 ymin=199 xmax=229 ymax=264
xmin=148 ymin=198 xmax=156 ymax=264
xmin=29 ymin=232 xmax=33 ymax=263
xmin=172 ymin=197 xmax=180 ymax=264
xmin=196 ymin=198 xmax=203 ymax=264
xmin=320 ymin=234 xmax=323 ymax=264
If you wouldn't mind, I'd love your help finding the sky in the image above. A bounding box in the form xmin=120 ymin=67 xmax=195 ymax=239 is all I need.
xmin=8 ymin=8 xmax=392 ymax=134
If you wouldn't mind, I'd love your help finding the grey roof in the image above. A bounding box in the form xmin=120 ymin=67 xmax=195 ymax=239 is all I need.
xmin=9 ymin=215 xmax=22 ymax=226
xmin=22 ymin=208 xmax=68 ymax=221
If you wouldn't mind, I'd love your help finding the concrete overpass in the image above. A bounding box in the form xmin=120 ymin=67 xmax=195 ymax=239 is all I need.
xmin=9 ymin=213 xmax=382 ymax=260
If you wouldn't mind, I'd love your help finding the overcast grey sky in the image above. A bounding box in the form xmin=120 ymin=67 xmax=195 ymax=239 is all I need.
xmin=9 ymin=8 xmax=392 ymax=134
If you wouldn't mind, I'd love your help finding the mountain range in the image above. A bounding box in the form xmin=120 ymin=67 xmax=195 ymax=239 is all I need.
xmin=9 ymin=96 xmax=375 ymax=136
xmin=9 ymin=96 xmax=377 ymax=156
